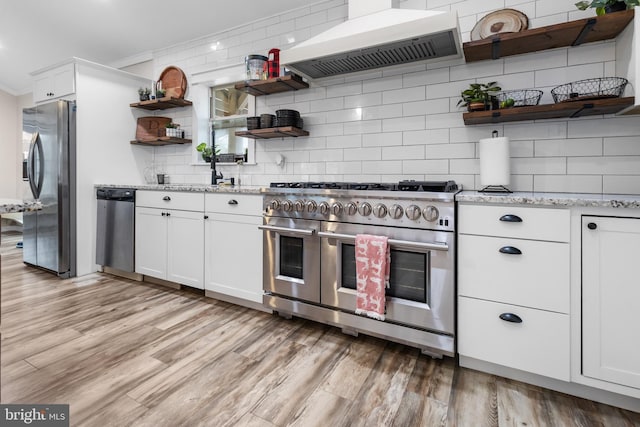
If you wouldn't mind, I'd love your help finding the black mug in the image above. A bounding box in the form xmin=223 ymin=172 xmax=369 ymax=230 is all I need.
xmin=157 ymin=174 xmax=165 ymax=184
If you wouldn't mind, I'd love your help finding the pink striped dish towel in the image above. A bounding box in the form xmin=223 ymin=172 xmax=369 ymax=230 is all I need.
xmin=355 ymin=234 xmax=390 ymax=321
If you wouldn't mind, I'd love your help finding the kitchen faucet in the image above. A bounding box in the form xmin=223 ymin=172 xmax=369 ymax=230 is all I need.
xmin=210 ymin=130 xmax=223 ymax=185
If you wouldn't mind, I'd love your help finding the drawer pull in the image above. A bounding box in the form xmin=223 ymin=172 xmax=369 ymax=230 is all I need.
xmin=162 ymin=196 xmax=171 ymax=201
xmin=499 ymin=214 xmax=522 ymax=223
xmin=499 ymin=246 xmax=522 ymax=255
xmin=228 ymin=199 xmax=238 ymax=205
xmin=161 ymin=212 xmax=166 ymax=216
xmin=499 ymin=313 xmax=523 ymax=323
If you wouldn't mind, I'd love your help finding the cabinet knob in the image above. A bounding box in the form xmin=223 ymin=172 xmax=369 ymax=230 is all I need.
xmin=228 ymin=199 xmax=238 ymax=205
xmin=499 ymin=313 xmax=523 ymax=323
xmin=587 ymin=222 xmax=597 ymax=230
xmin=204 ymin=215 xmax=209 ymax=219
xmin=166 ymin=212 xmax=171 ymax=217
xmin=499 ymin=214 xmax=522 ymax=223
xmin=499 ymin=246 xmax=522 ymax=255
xmin=162 ymin=196 xmax=171 ymax=201
xmin=161 ymin=212 xmax=166 ymax=216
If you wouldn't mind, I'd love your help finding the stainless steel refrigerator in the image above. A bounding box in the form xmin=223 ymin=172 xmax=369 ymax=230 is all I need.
xmin=23 ymin=100 xmax=76 ymax=277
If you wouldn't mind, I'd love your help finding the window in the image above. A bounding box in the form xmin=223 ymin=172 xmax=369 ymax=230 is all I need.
xmin=205 ymin=84 xmax=256 ymax=164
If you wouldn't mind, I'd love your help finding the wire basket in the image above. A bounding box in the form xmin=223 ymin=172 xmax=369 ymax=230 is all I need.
xmin=497 ymin=89 xmax=543 ymax=107
xmin=551 ymin=77 xmax=628 ymax=103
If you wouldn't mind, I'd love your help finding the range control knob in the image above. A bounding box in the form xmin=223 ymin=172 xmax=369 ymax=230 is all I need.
xmin=269 ymin=199 xmax=281 ymax=210
xmin=306 ymin=200 xmax=318 ymax=213
xmin=331 ymin=202 xmax=343 ymax=216
xmin=358 ymin=202 xmax=372 ymax=217
xmin=294 ymin=199 xmax=305 ymax=212
xmin=388 ymin=204 xmax=404 ymax=219
xmin=282 ymin=200 xmax=294 ymax=212
xmin=422 ymin=205 xmax=439 ymax=222
xmin=405 ymin=205 xmax=422 ymax=221
xmin=319 ymin=201 xmax=330 ymax=216
xmin=373 ymin=203 xmax=387 ymax=218
xmin=345 ymin=202 xmax=358 ymax=216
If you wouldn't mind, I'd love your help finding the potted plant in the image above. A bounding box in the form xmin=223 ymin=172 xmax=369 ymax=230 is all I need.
xmin=457 ymin=82 xmax=501 ymax=112
xmin=156 ymin=89 xmax=167 ymax=99
xmin=575 ymin=0 xmax=639 ymax=15
xmin=165 ymin=122 xmax=180 ymax=138
xmin=196 ymin=142 xmax=220 ymax=162
xmin=138 ymin=87 xmax=151 ymax=101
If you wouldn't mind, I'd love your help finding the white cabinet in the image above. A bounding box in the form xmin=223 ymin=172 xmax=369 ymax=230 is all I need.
xmin=204 ymin=193 xmax=263 ymax=306
xmin=33 ymin=62 xmax=76 ymax=103
xmin=582 ymin=215 xmax=640 ymax=390
xmin=135 ymin=191 xmax=205 ymax=289
xmin=458 ymin=203 xmax=571 ymax=381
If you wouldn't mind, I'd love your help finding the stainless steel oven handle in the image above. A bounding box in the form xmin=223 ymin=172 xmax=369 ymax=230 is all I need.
xmin=258 ymin=225 xmax=316 ymax=236
xmin=317 ymin=231 xmax=448 ymax=252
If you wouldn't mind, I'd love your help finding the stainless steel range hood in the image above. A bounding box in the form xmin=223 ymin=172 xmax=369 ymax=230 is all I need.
xmin=281 ymin=0 xmax=462 ymax=80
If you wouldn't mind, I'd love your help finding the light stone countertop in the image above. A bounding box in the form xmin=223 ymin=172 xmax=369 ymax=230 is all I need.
xmin=94 ymin=184 xmax=264 ymax=195
xmin=0 ymin=199 xmax=42 ymax=214
xmin=456 ymin=191 xmax=640 ymax=209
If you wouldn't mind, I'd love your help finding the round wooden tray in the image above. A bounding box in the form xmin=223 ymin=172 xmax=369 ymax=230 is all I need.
xmin=158 ymin=66 xmax=187 ymax=99
xmin=471 ymin=9 xmax=529 ymax=41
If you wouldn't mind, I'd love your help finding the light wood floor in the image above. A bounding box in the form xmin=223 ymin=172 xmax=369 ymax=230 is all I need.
xmin=1 ymin=232 xmax=639 ymax=426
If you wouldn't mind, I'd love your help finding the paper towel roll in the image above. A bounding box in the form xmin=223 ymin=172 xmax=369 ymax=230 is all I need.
xmin=479 ymin=135 xmax=510 ymax=187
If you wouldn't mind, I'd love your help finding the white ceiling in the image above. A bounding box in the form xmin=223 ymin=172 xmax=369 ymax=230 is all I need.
xmin=0 ymin=0 xmax=323 ymax=95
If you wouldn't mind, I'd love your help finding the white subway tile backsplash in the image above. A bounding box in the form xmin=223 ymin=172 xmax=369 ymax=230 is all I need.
xmin=604 ymin=137 xmax=640 ymax=156
xmin=403 ymin=99 xmax=449 ymax=116
xmin=533 ymin=175 xmax=603 ymax=193
xmin=363 ymin=132 xmax=403 ymax=147
xmin=504 ymin=50 xmax=567 ymax=74
xmin=535 ymin=138 xmax=603 ymax=157
xmin=149 ymin=0 xmax=640 ymax=194
xmin=403 ymin=159 xmax=449 ymax=175
xmin=603 ymin=176 xmax=640 ymax=194
xmin=344 ymin=120 xmax=382 ymax=135
xmin=426 ymin=143 xmax=475 ymax=159
xmin=326 ymin=134 xmax=362 ymax=149
xmin=345 ymin=92 xmax=382 ymax=108
xmin=535 ymin=63 xmax=604 ymax=88
xmin=382 ymin=145 xmax=425 ymax=160
xmin=344 ymin=147 xmax=382 ymax=161
xmin=383 ymin=87 xmax=426 ymax=104
xmin=363 ymin=75 xmax=404 ymax=93
xmin=403 ymin=129 xmax=450 ymax=145
xmin=383 ymin=116 xmax=426 ymax=132
xmin=362 ymin=161 xmax=403 ymax=175
xmin=568 ymin=156 xmax=640 ymax=175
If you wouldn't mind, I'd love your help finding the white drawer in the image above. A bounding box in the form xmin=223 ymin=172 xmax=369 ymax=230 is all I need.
xmin=458 ymin=297 xmax=570 ymax=381
xmin=458 ymin=234 xmax=570 ymax=313
xmin=459 ymin=204 xmax=570 ymax=242
xmin=205 ymin=193 xmax=262 ymax=216
xmin=136 ymin=190 xmax=204 ymax=211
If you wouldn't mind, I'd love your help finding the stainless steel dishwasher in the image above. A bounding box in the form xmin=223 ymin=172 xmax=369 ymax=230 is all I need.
xmin=96 ymin=187 xmax=136 ymax=272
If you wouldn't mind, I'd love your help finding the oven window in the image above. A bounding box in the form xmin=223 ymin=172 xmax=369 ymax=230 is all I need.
xmin=280 ymin=236 xmax=304 ymax=279
xmin=341 ymin=244 xmax=428 ymax=303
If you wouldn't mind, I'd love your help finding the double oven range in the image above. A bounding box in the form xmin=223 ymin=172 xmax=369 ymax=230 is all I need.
xmin=260 ymin=180 xmax=459 ymax=357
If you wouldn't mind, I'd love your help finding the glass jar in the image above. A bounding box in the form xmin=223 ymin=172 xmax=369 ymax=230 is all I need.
xmin=245 ymin=55 xmax=268 ymax=81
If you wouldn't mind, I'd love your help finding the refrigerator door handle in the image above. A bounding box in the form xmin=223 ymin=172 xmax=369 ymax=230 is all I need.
xmin=27 ymin=132 xmax=45 ymax=199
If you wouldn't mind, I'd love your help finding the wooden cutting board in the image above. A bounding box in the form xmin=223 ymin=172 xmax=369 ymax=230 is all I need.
xmin=471 ymin=9 xmax=529 ymax=41
xmin=158 ymin=66 xmax=188 ymax=99
xmin=136 ymin=116 xmax=171 ymax=141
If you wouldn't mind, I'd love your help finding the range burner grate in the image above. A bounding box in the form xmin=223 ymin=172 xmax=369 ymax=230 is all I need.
xmin=270 ymin=180 xmax=459 ymax=193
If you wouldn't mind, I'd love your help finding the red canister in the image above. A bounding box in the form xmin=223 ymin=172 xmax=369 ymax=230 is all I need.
xmin=268 ymin=48 xmax=280 ymax=78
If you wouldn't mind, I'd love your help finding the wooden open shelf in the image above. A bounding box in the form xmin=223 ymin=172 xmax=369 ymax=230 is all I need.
xmin=464 ymin=9 xmax=634 ymax=62
xmin=130 ymin=97 xmax=193 ymax=110
xmin=235 ymin=126 xmax=309 ymax=139
xmin=130 ymin=137 xmax=192 ymax=146
xmin=234 ymin=74 xmax=309 ymax=96
xmin=463 ymin=97 xmax=635 ymax=125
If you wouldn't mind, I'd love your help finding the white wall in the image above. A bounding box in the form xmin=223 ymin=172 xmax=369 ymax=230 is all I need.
xmin=0 ymin=89 xmax=19 ymax=198
xmin=148 ymin=0 xmax=640 ymax=194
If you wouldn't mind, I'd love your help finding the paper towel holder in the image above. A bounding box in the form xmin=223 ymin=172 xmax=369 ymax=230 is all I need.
xmin=479 ymin=130 xmax=513 ymax=194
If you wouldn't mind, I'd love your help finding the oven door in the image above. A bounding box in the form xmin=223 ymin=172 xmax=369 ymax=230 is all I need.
xmin=319 ymin=222 xmax=454 ymax=335
xmin=260 ymin=216 xmax=321 ymax=304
